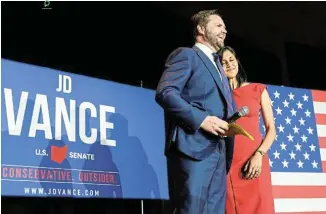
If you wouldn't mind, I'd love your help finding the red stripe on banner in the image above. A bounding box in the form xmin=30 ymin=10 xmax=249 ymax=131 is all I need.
xmin=312 ymin=90 xmax=326 ymax=102
xmin=320 ymin=137 xmax=326 ymax=148
xmin=273 ymin=186 xmax=326 ymax=198
xmin=323 ymin=161 xmax=326 ymax=173
xmin=316 ymin=114 xmax=326 ymax=125
xmin=276 ymin=212 xmax=326 ymax=214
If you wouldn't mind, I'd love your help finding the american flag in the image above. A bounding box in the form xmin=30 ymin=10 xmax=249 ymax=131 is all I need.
xmin=260 ymin=85 xmax=326 ymax=214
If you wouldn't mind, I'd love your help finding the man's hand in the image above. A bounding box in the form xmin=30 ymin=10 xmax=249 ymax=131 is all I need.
xmin=200 ymin=116 xmax=229 ymax=136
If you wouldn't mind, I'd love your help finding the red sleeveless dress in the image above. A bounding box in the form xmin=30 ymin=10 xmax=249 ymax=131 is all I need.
xmin=226 ymin=83 xmax=275 ymax=214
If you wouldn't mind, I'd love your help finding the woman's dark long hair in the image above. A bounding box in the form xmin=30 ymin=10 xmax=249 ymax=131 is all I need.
xmin=218 ymin=46 xmax=248 ymax=89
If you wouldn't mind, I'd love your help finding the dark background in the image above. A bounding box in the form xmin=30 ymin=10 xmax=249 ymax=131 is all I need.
xmin=3 ymin=1 xmax=326 ymax=91
xmin=2 ymin=1 xmax=326 ymax=214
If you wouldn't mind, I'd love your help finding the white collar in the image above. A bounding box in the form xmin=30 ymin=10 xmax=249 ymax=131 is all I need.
xmin=195 ymin=42 xmax=215 ymax=59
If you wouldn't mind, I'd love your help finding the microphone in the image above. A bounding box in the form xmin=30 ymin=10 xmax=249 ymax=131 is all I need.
xmin=227 ymin=106 xmax=250 ymax=123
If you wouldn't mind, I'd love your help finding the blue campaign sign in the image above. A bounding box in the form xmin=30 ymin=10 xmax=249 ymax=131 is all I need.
xmin=1 ymin=59 xmax=168 ymax=199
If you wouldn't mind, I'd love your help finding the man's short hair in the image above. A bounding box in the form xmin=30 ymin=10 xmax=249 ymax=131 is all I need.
xmin=191 ymin=9 xmax=222 ymax=38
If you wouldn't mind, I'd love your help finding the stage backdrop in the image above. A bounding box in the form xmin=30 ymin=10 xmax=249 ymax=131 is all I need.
xmin=2 ymin=58 xmax=326 ymax=213
xmin=1 ymin=58 xmax=169 ymax=199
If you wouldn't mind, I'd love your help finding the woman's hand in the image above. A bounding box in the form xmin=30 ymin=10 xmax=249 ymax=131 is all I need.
xmin=243 ymin=152 xmax=263 ymax=179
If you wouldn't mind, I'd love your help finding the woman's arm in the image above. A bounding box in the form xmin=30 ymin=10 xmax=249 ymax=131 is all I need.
xmin=244 ymin=88 xmax=276 ymax=179
xmin=257 ymin=89 xmax=276 ymax=154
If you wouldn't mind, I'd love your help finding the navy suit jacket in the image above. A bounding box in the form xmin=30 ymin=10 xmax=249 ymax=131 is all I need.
xmin=155 ymin=45 xmax=237 ymax=173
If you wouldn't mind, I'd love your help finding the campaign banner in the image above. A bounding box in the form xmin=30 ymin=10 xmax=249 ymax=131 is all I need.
xmin=1 ymin=59 xmax=169 ymax=199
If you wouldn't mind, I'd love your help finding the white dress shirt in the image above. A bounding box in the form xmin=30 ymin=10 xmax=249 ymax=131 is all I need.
xmin=195 ymin=43 xmax=222 ymax=79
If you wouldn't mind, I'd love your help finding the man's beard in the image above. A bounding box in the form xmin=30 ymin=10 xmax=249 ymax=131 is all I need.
xmin=215 ymin=41 xmax=224 ymax=50
xmin=206 ymin=31 xmax=224 ymax=51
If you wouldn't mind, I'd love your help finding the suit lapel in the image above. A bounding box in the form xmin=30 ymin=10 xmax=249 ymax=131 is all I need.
xmin=192 ymin=46 xmax=229 ymax=102
xmin=230 ymin=91 xmax=238 ymax=111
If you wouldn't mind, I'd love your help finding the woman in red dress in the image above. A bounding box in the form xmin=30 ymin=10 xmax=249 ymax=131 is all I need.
xmin=219 ymin=46 xmax=276 ymax=214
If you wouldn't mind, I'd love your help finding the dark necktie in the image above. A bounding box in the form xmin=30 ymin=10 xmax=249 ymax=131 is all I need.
xmin=213 ymin=53 xmax=235 ymax=117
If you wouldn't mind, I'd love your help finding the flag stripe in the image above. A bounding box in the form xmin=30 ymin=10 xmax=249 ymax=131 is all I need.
xmin=313 ymin=102 xmax=326 ymax=114
xmin=312 ymin=90 xmax=326 ymax=102
xmin=316 ymin=89 xmax=326 ymax=175
xmin=271 ymin=172 xmax=326 ymax=186
xmin=317 ymin=125 xmax=326 ymax=137
xmin=273 ymin=186 xmax=326 ymax=198
xmin=320 ymin=137 xmax=326 ymax=148
xmin=274 ymin=198 xmax=326 ymax=213
xmin=321 ymin=149 xmax=326 ymax=161
xmin=316 ymin=114 xmax=326 ymax=124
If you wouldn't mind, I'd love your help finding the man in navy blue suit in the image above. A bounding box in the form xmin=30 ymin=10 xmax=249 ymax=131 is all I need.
xmin=156 ymin=10 xmax=237 ymax=214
